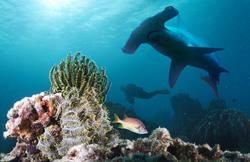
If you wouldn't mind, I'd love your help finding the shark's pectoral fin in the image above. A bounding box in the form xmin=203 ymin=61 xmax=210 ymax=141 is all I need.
xmin=186 ymin=47 xmax=224 ymax=55
xmin=169 ymin=60 xmax=186 ymax=88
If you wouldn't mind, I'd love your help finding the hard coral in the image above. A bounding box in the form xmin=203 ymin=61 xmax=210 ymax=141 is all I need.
xmin=3 ymin=92 xmax=62 ymax=141
xmin=192 ymin=108 xmax=250 ymax=152
xmin=109 ymin=128 xmax=250 ymax=162
xmin=56 ymin=144 xmax=108 ymax=162
xmin=50 ymin=52 xmax=110 ymax=103
xmin=170 ymin=93 xmax=204 ymax=139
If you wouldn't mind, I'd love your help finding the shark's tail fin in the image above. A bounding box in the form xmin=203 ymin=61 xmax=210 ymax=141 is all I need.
xmin=201 ymin=67 xmax=228 ymax=96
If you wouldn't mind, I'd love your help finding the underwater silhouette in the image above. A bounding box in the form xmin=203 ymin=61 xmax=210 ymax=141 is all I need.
xmin=120 ymin=83 xmax=170 ymax=104
xmin=122 ymin=6 xmax=228 ymax=96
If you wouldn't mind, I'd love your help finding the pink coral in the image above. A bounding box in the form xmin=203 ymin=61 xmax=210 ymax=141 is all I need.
xmin=3 ymin=92 xmax=62 ymax=141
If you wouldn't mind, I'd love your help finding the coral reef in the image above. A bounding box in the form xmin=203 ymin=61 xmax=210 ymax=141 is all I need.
xmin=2 ymin=53 xmax=116 ymax=161
xmin=4 ymin=92 xmax=62 ymax=140
xmin=3 ymin=92 xmax=63 ymax=161
xmin=192 ymin=108 xmax=250 ymax=152
xmin=50 ymin=52 xmax=110 ymax=103
xmin=170 ymin=93 xmax=204 ymax=139
xmin=170 ymin=94 xmax=250 ymax=152
xmin=54 ymin=144 xmax=109 ymax=162
xmin=110 ymin=153 xmax=178 ymax=162
xmin=207 ymin=98 xmax=227 ymax=111
xmin=107 ymin=128 xmax=250 ymax=162
xmin=52 ymin=88 xmax=114 ymax=157
xmin=2 ymin=54 xmax=250 ymax=162
xmin=2 ymin=104 xmax=250 ymax=161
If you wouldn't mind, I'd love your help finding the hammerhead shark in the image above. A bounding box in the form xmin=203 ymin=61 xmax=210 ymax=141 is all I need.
xmin=122 ymin=6 xmax=228 ymax=96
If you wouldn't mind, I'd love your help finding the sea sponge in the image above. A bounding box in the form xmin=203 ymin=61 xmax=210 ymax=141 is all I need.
xmin=50 ymin=52 xmax=110 ymax=103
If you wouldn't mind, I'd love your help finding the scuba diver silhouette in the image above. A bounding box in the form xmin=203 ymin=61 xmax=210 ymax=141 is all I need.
xmin=121 ymin=83 xmax=170 ymax=104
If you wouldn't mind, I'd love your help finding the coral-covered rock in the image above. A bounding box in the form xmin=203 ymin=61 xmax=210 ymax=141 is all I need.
xmin=3 ymin=92 xmax=62 ymax=141
xmin=108 ymin=128 xmax=250 ymax=162
xmin=56 ymin=144 xmax=108 ymax=162
xmin=170 ymin=93 xmax=204 ymax=139
xmin=192 ymin=108 xmax=250 ymax=152
xmin=207 ymin=98 xmax=227 ymax=111
xmin=36 ymin=124 xmax=62 ymax=160
xmin=110 ymin=153 xmax=178 ymax=162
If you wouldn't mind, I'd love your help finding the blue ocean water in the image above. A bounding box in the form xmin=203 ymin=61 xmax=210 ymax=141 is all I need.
xmin=0 ymin=0 xmax=250 ymax=152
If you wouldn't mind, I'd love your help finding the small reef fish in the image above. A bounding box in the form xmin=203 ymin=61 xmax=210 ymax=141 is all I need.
xmin=113 ymin=114 xmax=148 ymax=134
xmin=120 ymin=83 xmax=170 ymax=104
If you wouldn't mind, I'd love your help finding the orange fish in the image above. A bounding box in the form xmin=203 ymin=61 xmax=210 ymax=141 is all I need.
xmin=113 ymin=114 xmax=148 ymax=134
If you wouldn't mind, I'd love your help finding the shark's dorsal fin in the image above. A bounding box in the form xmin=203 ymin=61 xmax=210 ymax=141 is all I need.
xmin=169 ymin=61 xmax=186 ymax=88
xmin=186 ymin=47 xmax=224 ymax=55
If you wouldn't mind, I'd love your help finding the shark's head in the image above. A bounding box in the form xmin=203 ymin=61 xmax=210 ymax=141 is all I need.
xmin=122 ymin=6 xmax=179 ymax=54
xmin=122 ymin=26 xmax=146 ymax=54
xmin=162 ymin=6 xmax=179 ymax=19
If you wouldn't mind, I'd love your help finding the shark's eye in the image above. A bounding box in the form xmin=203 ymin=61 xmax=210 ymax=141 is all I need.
xmin=166 ymin=6 xmax=174 ymax=11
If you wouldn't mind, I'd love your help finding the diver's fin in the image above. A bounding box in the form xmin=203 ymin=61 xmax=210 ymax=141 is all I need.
xmin=201 ymin=76 xmax=219 ymax=96
xmin=113 ymin=113 xmax=121 ymax=124
xmin=155 ymin=89 xmax=170 ymax=95
xmin=187 ymin=47 xmax=224 ymax=55
xmin=169 ymin=60 xmax=186 ymax=88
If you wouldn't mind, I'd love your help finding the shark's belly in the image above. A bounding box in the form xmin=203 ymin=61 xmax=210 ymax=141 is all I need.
xmin=148 ymin=30 xmax=189 ymax=60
